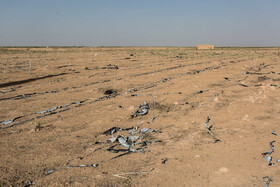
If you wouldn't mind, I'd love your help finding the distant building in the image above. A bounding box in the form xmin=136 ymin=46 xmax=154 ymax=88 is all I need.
xmin=197 ymin=45 xmax=214 ymax=50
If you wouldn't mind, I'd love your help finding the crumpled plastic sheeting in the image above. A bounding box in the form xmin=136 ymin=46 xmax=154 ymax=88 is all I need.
xmin=105 ymin=123 xmax=161 ymax=159
xmin=130 ymin=101 xmax=149 ymax=118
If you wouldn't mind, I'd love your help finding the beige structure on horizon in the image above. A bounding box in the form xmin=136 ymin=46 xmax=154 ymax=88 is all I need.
xmin=197 ymin=44 xmax=215 ymax=49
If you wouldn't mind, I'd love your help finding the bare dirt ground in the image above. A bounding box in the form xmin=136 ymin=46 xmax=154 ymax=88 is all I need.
xmin=0 ymin=47 xmax=280 ymax=186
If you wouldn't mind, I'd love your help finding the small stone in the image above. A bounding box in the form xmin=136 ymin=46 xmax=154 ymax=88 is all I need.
xmin=219 ymin=167 xmax=229 ymax=173
xmin=194 ymin=155 xmax=200 ymax=159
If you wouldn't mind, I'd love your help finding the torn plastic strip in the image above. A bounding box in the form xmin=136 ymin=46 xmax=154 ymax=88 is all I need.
xmin=66 ymin=164 xmax=98 ymax=168
xmin=2 ymin=108 xmax=71 ymax=129
xmin=130 ymin=101 xmax=149 ymax=118
xmin=37 ymin=101 xmax=84 ymax=114
xmin=205 ymin=117 xmax=221 ymax=143
xmin=264 ymin=156 xmax=274 ymax=166
xmin=262 ymin=141 xmax=275 ymax=156
xmin=102 ymin=127 xmax=133 ymax=136
xmin=271 ymin=132 xmax=278 ymax=136
xmin=240 ymin=83 xmax=249 ymax=87
xmin=263 ymin=176 xmax=273 ymax=187
xmin=0 ymin=116 xmax=23 ymax=125
xmin=46 ymin=169 xmax=55 ymax=176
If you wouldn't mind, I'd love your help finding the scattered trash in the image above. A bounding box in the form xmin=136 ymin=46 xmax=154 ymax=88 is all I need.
xmin=1 ymin=100 xmax=86 ymax=129
xmin=151 ymin=117 xmax=156 ymax=122
xmin=263 ymin=176 xmax=273 ymax=187
xmin=131 ymin=101 xmax=149 ymax=118
xmin=264 ymin=156 xmax=274 ymax=166
xmin=271 ymin=132 xmax=278 ymax=136
xmin=38 ymin=101 xmax=84 ymax=114
xmin=262 ymin=141 xmax=275 ymax=156
xmin=162 ymin=158 xmax=168 ymax=164
xmin=66 ymin=164 xmax=98 ymax=168
xmin=205 ymin=116 xmax=221 ymax=143
xmin=276 ymin=160 xmax=280 ymax=163
xmin=118 ymin=105 xmax=124 ymax=109
xmin=240 ymin=83 xmax=249 ymax=87
xmin=104 ymin=122 xmax=161 ymax=159
xmin=46 ymin=169 xmax=55 ymax=176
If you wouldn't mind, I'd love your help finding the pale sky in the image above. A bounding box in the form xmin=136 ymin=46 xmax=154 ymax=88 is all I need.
xmin=0 ymin=0 xmax=279 ymax=47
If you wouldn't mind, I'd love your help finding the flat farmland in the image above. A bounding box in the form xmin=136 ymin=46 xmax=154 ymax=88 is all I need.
xmin=1 ymin=47 xmax=280 ymax=186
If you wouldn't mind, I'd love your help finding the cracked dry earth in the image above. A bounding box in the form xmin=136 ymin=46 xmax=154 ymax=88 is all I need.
xmin=0 ymin=47 xmax=280 ymax=186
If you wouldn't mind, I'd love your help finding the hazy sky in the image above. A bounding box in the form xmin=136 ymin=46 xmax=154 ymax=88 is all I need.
xmin=0 ymin=0 xmax=279 ymax=47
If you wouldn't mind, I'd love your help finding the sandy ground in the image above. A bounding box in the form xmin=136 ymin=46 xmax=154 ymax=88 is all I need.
xmin=0 ymin=47 xmax=280 ymax=186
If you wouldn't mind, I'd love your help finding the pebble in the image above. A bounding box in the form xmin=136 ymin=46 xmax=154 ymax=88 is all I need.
xmin=219 ymin=167 xmax=229 ymax=173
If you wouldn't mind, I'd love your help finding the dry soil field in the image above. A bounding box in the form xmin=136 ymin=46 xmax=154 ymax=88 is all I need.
xmin=1 ymin=47 xmax=280 ymax=186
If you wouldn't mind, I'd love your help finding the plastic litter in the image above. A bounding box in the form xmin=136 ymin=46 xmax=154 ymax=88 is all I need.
xmin=162 ymin=158 xmax=168 ymax=164
xmin=102 ymin=127 xmax=133 ymax=136
xmin=262 ymin=141 xmax=275 ymax=156
xmin=264 ymin=156 xmax=274 ymax=166
xmin=240 ymin=83 xmax=249 ymax=87
xmin=0 ymin=116 xmax=22 ymax=125
xmin=131 ymin=101 xmax=149 ymax=118
xmin=46 ymin=169 xmax=55 ymax=176
xmin=66 ymin=164 xmax=98 ymax=168
xmin=102 ymin=64 xmax=118 ymax=69
xmin=263 ymin=176 xmax=273 ymax=187
xmin=205 ymin=116 xmax=221 ymax=143
xmin=271 ymin=132 xmax=278 ymax=136
xmin=23 ymin=180 xmax=34 ymax=187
